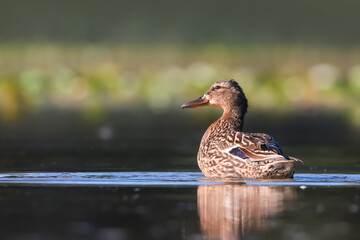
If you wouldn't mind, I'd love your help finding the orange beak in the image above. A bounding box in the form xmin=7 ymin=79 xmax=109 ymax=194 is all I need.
xmin=181 ymin=95 xmax=209 ymax=109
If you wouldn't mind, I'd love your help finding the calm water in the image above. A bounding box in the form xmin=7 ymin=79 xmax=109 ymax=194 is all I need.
xmin=1 ymin=172 xmax=360 ymax=187
xmin=0 ymin=111 xmax=359 ymax=239
xmin=0 ymin=172 xmax=359 ymax=240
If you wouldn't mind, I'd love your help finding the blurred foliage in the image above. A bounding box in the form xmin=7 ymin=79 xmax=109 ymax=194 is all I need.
xmin=1 ymin=0 xmax=360 ymax=127
xmin=0 ymin=44 xmax=359 ymax=126
xmin=2 ymin=0 xmax=360 ymax=46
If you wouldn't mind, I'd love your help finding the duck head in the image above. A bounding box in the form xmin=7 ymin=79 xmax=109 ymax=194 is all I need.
xmin=182 ymin=79 xmax=248 ymax=113
xmin=182 ymin=79 xmax=248 ymax=129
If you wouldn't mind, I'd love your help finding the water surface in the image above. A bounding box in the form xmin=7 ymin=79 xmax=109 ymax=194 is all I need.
xmin=0 ymin=172 xmax=360 ymax=187
xmin=0 ymin=112 xmax=359 ymax=240
xmin=0 ymin=172 xmax=359 ymax=240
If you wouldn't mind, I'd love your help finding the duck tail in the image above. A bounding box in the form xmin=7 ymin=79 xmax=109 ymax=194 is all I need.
xmin=289 ymin=156 xmax=303 ymax=164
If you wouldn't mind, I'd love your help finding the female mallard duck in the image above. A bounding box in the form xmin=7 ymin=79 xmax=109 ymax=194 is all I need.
xmin=182 ymin=79 xmax=302 ymax=179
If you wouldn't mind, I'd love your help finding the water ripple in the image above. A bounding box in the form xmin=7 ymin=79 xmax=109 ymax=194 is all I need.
xmin=0 ymin=172 xmax=359 ymax=187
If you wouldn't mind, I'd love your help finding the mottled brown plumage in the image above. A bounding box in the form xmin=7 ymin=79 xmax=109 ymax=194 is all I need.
xmin=182 ymin=79 xmax=302 ymax=179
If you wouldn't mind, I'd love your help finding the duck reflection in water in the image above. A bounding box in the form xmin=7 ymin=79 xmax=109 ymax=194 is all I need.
xmin=197 ymin=184 xmax=296 ymax=240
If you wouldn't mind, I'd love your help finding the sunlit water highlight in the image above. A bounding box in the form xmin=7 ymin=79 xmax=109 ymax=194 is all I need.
xmin=0 ymin=172 xmax=359 ymax=187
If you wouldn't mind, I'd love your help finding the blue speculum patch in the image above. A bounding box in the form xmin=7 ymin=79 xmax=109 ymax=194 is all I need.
xmin=229 ymin=148 xmax=249 ymax=159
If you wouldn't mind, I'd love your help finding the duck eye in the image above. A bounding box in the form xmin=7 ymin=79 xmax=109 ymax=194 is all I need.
xmin=214 ymin=86 xmax=221 ymax=90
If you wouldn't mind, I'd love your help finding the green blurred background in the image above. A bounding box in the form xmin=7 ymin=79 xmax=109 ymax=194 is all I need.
xmin=0 ymin=0 xmax=359 ymax=172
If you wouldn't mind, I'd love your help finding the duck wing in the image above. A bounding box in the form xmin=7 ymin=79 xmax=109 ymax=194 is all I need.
xmin=230 ymin=132 xmax=291 ymax=161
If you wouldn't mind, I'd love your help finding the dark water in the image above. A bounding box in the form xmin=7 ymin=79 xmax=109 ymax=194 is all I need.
xmin=1 ymin=110 xmax=359 ymax=173
xmin=0 ymin=172 xmax=359 ymax=240
xmin=0 ymin=111 xmax=359 ymax=239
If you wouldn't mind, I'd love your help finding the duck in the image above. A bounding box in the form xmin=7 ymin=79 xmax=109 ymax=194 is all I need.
xmin=182 ymin=79 xmax=302 ymax=179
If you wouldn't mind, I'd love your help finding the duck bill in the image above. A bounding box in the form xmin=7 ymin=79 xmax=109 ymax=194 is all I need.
xmin=181 ymin=95 xmax=209 ymax=109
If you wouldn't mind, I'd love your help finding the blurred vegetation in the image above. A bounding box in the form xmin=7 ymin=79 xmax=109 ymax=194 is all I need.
xmin=0 ymin=44 xmax=359 ymax=126
xmin=1 ymin=0 xmax=360 ymax=127
xmin=2 ymin=0 xmax=360 ymax=46
xmin=0 ymin=1 xmax=359 ymax=173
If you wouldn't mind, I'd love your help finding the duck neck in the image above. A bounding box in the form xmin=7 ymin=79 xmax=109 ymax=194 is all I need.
xmin=221 ymin=107 xmax=245 ymax=131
